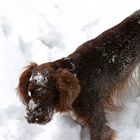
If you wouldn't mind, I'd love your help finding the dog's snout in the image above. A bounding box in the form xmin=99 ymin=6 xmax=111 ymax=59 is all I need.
xmin=25 ymin=110 xmax=50 ymax=124
xmin=26 ymin=114 xmax=40 ymax=123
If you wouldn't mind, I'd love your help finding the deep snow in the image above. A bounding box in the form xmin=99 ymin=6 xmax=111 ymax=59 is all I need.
xmin=0 ymin=0 xmax=140 ymax=140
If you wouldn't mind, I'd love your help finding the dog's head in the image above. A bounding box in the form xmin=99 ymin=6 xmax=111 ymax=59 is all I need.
xmin=17 ymin=62 xmax=80 ymax=125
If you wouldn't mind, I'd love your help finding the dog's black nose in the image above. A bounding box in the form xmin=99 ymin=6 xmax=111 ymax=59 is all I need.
xmin=25 ymin=112 xmax=39 ymax=123
xmin=25 ymin=111 xmax=50 ymax=125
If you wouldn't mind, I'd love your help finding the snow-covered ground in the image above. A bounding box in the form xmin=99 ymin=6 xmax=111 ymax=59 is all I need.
xmin=0 ymin=0 xmax=140 ymax=140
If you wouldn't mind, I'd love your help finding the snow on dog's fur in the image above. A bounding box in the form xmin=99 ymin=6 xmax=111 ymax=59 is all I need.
xmin=17 ymin=10 xmax=140 ymax=140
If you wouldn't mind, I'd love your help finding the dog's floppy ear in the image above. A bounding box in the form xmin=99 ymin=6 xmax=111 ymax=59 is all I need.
xmin=17 ymin=63 xmax=37 ymax=105
xmin=56 ymin=68 xmax=80 ymax=112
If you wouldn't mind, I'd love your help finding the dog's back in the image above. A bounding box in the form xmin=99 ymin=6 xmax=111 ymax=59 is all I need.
xmin=68 ymin=10 xmax=140 ymax=139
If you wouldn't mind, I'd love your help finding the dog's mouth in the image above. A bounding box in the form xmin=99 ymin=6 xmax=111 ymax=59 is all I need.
xmin=25 ymin=113 xmax=51 ymax=125
xmin=25 ymin=109 xmax=54 ymax=125
xmin=24 ymin=99 xmax=54 ymax=125
xmin=25 ymin=105 xmax=54 ymax=125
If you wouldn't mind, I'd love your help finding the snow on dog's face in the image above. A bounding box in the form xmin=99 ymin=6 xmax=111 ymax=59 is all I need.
xmin=26 ymin=67 xmax=59 ymax=124
xmin=17 ymin=62 xmax=80 ymax=125
xmin=17 ymin=63 xmax=59 ymax=124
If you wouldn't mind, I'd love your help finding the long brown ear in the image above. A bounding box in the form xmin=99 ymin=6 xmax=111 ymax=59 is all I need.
xmin=17 ymin=63 xmax=37 ymax=105
xmin=56 ymin=68 xmax=80 ymax=112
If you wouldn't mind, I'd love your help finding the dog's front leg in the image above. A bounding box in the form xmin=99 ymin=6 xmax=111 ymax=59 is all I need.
xmin=89 ymin=108 xmax=115 ymax=140
xmin=90 ymin=123 xmax=115 ymax=140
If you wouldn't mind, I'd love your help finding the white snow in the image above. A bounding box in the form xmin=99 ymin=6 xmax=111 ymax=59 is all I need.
xmin=33 ymin=72 xmax=48 ymax=85
xmin=111 ymin=55 xmax=116 ymax=63
xmin=28 ymin=99 xmax=38 ymax=111
xmin=0 ymin=0 xmax=140 ymax=140
xmin=28 ymin=91 xmax=32 ymax=97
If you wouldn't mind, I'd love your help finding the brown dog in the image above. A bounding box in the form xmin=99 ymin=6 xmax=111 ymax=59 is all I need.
xmin=17 ymin=10 xmax=140 ymax=140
